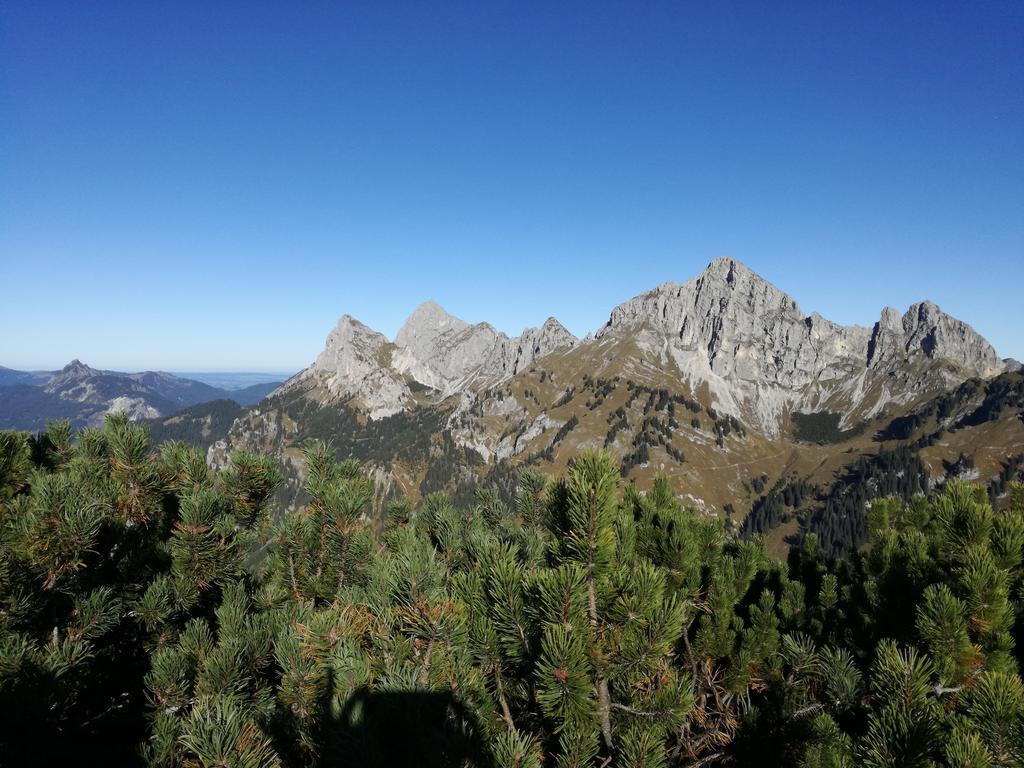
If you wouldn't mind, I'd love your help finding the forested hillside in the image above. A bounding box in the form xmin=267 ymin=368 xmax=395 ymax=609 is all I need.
xmin=2 ymin=416 xmax=1024 ymax=766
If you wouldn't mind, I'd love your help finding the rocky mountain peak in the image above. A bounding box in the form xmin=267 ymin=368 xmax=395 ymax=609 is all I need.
xmin=319 ymin=314 xmax=387 ymax=354
xmin=293 ymin=300 xmax=579 ymax=417
xmin=597 ymin=259 xmax=1004 ymax=434
xmin=699 ymin=256 xmax=751 ymax=285
xmin=486 ymin=317 xmax=578 ymax=378
xmin=542 ymin=316 xmax=567 ymax=331
xmin=301 ymin=314 xmax=411 ymax=419
xmin=693 ymin=257 xmax=801 ymax=318
xmin=867 ymin=301 xmax=1004 ymax=377
xmin=46 ymin=359 xmax=100 ymax=389
xmin=60 ymin=359 xmax=95 ymax=376
xmin=601 ymin=258 xmax=801 ymax=338
xmin=395 ymin=300 xmax=469 ymax=348
xmin=280 ymin=258 xmax=1006 ymax=434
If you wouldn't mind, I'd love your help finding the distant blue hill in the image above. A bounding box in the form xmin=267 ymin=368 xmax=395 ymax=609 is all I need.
xmin=172 ymin=371 xmax=296 ymax=390
xmin=0 ymin=361 xmax=286 ymax=431
xmin=0 ymin=366 xmax=52 ymax=387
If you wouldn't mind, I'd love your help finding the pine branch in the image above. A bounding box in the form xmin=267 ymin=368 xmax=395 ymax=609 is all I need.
xmin=588 ymin=571 xmax=614 ymax=752
xmin=792 ymin=702 xmax=824 ymax=718
xmin=610 ymin=702 xmax=663 ymax=718
xmin=418 ymin=638 xmax=435 ymax=686
xmin=685 ymin=751 xmax=725 ymax=768
xmin=287 ymin=550 xmax=302 ymax=601
xmin=494 ymin=665 xmax=516 ymax=730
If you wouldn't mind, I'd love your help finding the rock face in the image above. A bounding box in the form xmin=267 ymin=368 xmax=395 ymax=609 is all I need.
xmin=269 ymin=257 xmax=1004 ymax=436
xmin=867 ymin=300 xmax=1004 ymax=376
xmin=601 ymin=258 xmax=1001 ymax=382
xmin=596 ymin=258 xmax=1003 ymax=433
xmin=392 ymin=302 xmax=577 ymax=395
xmin=282 ymin=301 xmax=578 ymax=417
xmin=297 ymin=315 xmax=413 ymax=419
xmin=484 ymin=317 xmax=578 ymax=378
xmin=601 ymin=259 xmax=872 ymax=387
xmin=391 ymin=301 xmax=501 ymax=394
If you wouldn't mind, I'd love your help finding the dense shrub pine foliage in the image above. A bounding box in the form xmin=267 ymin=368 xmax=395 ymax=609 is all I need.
xmin=2 ymin=417 xmax=1024 ymax=766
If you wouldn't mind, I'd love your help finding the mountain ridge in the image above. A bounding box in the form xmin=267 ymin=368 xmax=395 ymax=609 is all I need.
xmin=205 ymin=257 xmax=1021 ymax=543
xmin=274 ymin=257 xmax=1003 ymax=435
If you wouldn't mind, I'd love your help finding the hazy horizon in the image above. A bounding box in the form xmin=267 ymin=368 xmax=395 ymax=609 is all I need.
xmin=1 ymin=363 xmax=297 ymax=378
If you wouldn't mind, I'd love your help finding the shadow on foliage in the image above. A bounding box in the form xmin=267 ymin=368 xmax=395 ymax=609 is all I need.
xmin=325 ymin=687 xmax=490 ymax=768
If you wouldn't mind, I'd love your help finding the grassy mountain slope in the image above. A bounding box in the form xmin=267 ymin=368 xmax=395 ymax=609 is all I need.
xmin=204 ymin=329 xmax=1024 ymax=557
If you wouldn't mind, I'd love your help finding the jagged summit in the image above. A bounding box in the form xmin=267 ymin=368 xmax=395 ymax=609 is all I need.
xmin=59 ymin=359 xmax=95 ymax=375
xmin=395 ymin=300 xmax=469 ymax=347
xmin=866 ymin=300 xmax=1003 ymax=376
xmin=303 ymin=313 xmax=410 ymax=419
xmin=594 ymin=259 xmax=1004 ymax=433
xmin=602 ymin=260 xmax=1000 ymax=374
xmin=45 ymin=359 xmax=101 ymax=389
xmin=213 ymin=256 xmax=1018 ymax=520
xmin=526 ymin=317 xmax=577 ymax=354
xmin=284 ymin=258 xmax=1002 ymax=432
xmin=390 ymin=304 xmax=578 ymax=396
xmin=699 ymin=256 xmax=759 ymax=283
xmin=294 ymin=300 xmax=577 ymax=417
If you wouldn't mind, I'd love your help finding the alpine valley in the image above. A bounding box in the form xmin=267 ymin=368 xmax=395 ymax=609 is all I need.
xmin=192 ymin=258 xmax=1024 ymax=557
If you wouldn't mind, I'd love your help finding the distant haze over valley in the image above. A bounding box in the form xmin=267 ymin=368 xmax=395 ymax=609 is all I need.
xmin=169 ymin=372 xmax=297 ymax=390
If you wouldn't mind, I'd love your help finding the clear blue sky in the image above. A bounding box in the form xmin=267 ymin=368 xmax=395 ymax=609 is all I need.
xmin=2 ymin=1 xmax=1022 ymax=371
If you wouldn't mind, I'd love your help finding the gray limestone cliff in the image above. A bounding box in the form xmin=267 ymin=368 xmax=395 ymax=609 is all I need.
xmin=275 ymin=257 xmax=1003 ymax=434
xmin=290 ymin=315 xmax=413 ymax=419
xmin=867 ymin=300 xmax=1004 ymax=377
xmin=281 ymin=302 xmax=577 ymax=419
xmin=392 ymin=301 xmax=577 ymax=395
xmin=598 ymin=257 xmax=1004 ymax=432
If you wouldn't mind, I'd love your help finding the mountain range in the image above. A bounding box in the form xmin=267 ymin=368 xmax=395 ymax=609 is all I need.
xmin=5 ymin=258 xmax=1020 ymax=556
xmin=202 ymin=258 xmax=1023 ymax=555
xmin=0 ymin=360 xmax=284 ymax=432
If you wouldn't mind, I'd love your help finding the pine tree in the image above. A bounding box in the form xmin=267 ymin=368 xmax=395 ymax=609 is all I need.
xmin=3 ymin=415 xmax=1024 ymax=768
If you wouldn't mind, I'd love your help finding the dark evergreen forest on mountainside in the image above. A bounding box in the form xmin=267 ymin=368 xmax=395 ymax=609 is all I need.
xmin=3 ymin=416 xmax=1024 ymax=767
